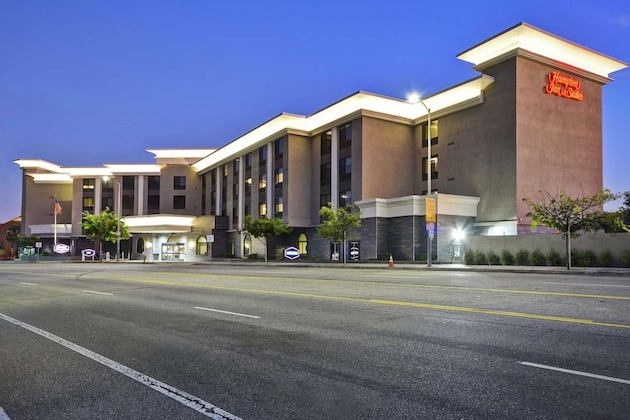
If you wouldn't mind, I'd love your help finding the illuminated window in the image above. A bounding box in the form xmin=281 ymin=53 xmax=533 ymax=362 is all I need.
xmin=82 ymin=197 xmax=94 ymax=209
xmin=243 ymin=234 xmax=252 ymax=256
xmin=196 ymin=236 xmax=208 ymax=255
xmin=83 ymin=178 xmax=95 ymax=190
xmin=259 ymin=173 xmax=267 ymax=189
xmin=275 ymin=167 xmax=284 ymax=184
xmin=259 ymin=202 xmax=267 ymax=216
xmin=275 ymin=196 xmax=283 ymax=217
xmin=422 ymin=120 xmax=439 ymax=147
xmin=298 ymin=233 xmax=307 ymax=256
xmin=422 ymin=155 xmax=439 ymax=181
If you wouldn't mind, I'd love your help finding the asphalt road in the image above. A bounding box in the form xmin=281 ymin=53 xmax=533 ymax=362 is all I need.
xmin=1 ymin=262 xmax=629 ymax=419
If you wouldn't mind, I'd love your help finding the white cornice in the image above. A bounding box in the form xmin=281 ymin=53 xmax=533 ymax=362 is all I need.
xmin=457 ymin=22 xmax=628 ymax=80
xmin=192 ymin=75 xmax=495 ymax=173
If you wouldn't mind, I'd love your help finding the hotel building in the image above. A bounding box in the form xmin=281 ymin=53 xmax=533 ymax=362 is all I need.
xmin=14 ymin=23 xmax=627 ymax=262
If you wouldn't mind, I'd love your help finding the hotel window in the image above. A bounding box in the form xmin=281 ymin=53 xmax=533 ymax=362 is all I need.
xmin=122 ymin=195 xmax=134 ymax=216
xmin=233 ymin=183 xmax=238 ymax=198
xmin=173 ymin=195 xmax=186 ymax=209
xmin=298 ymin=233 xmax=307 ymax=256
xmin=321 ymin=130 xmax=332 ymax=155
xmin=339 ymin=123 xmax=352 ymax=148
xmin=245 ymin=152 xmax=253 ymax=169
xmin=422 ymin=155 xmax=439 ymax=181
xmin=339 ymin=190 xmax=352 ymax=207
xmin=259 ymin=145 xmax=267 ymax=164
xmin=102 ymin=196 xmax=114 ymax=211
xmin=259 ymin=202 xmax=267 ymax=217
xmin=339 ymin=157 xmax=352 ymax=179
xmin=223 ymin=164 xmax=229 ymax=177
xmin=259 ymin=173 xmax=267 ymax=190
xmin=275 ymin=167 xmax=284 ymax=184
xmin=233 ymin=159 xmax=240 ymax=174
xmin=122 ymin=176 xmax=134 ymax=190
xmin=422 ymin=120 xmax=439 ymax=147
xmin=196 ymin=236 xmax=208 ymax=256
xmin=148 ymin=176 xmax=160 ymax=191
xmin=148 ymin=195 xmax=160 ymax=213
xmin=321 ymin=163 xmax=331 ymax=186
xmin=82 ymin=197 xmax=95 ymax=210
xmin=174 ymin=176 xmax=186 ymax=190
xmin=245 ymin=204 xmax=251 ymax=217
xmin=245 ymin=177 xmax=252 ymax=194
xmin=320 ymin=194 xmax=331 ymax=208
xmin=275 ymin=138 xmax=284 ymax=158
xmin=83 ymin=178 xmax=95 ymax=190
xmin=274 ymin=196 xmax=283 ymax=217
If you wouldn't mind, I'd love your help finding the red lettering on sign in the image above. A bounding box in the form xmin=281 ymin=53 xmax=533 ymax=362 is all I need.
xmin=544 ymin=71 xmax=584 ymax=101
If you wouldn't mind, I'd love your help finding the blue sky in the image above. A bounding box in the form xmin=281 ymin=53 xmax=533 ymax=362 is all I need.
xmin=1 ymin=0 xmax=629 ymax=222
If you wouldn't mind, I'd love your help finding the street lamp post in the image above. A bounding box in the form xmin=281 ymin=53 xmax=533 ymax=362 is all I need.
xmin=104 ymin=176 xmax=121 ymax=262
xmin=408 ymin=94 xmax=433 ymax=267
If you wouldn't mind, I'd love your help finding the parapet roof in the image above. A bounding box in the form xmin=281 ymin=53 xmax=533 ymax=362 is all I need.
xmin=457 ymin=22 xmax=628 ymax=80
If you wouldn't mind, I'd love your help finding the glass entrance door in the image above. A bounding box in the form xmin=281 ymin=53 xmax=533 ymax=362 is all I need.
xmin=161 ymin=243 xmax=185 ymax=261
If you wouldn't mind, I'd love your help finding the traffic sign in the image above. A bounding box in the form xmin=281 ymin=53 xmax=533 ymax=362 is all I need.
xmin=284 ymin=246 xmax=300 ymax=260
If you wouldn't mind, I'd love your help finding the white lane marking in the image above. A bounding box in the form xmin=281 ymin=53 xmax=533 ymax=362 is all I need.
xmin=520 ymin=361 xmax=630 ymax=385
xmin=81 ymin=290 xmax=114 ymax=296
xmin=0 ymin=313 xmax=241 ymax=420
xmin=18 ymin=282 xmax=38 ymax=286
xmin=194 ymin=307 xmax=260 ymax=319
xmin=543 ymin=282 xmax=630 ymax=288
xmin=0 ymin=407 xmax=11 ymax=420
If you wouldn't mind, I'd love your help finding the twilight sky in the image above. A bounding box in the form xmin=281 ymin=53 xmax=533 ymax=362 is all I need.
xmin=1 ymin=0 xmax=629 ymax=222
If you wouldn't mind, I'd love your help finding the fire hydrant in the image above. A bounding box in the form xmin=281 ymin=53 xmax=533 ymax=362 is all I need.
xmin=388 ymin=255 xmax=394 ymax=267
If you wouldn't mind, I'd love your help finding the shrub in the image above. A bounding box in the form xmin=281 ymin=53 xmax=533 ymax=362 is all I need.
xmin=464 ymin=250 xmax=476 ymax=265
xmin=530 ymin=249 xmax=546 ymax=266
xmin=474 ymin=250 xmax=487 ymax=265
xmin=573 ymin=249 xmax=597 ymax=267
xmin=487 ymin=250 xmax=501 ymax=265
xmin=598 ymin=250 xmax=613 ymax=267
xmin=620 ymin=249 xmax=630 ymax=267
xmin=515 ymin=249 xmax=530 ymax=265
xmin=500 ymin=250 xmax=515 ymax=265
xmin=547 ymin=249 xmax=563 ymax=266
xmin=247 ymin=253 xmax=262 ymax=260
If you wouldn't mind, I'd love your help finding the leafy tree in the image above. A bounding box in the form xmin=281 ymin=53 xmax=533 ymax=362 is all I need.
xmin=621 ymin=192 xmax=630 ymax=225
xmin=81 ymin=207 xmax=130 ymax=260
xmin=522 ymin=189 xmax=628 ymax=270
xmin=317 ymin=204 xmax=362 ymax=264
xmin=243 ymin=215 xmax=292 ymax=263
xmin=5 ymin=222 xmax=20 ymax=258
